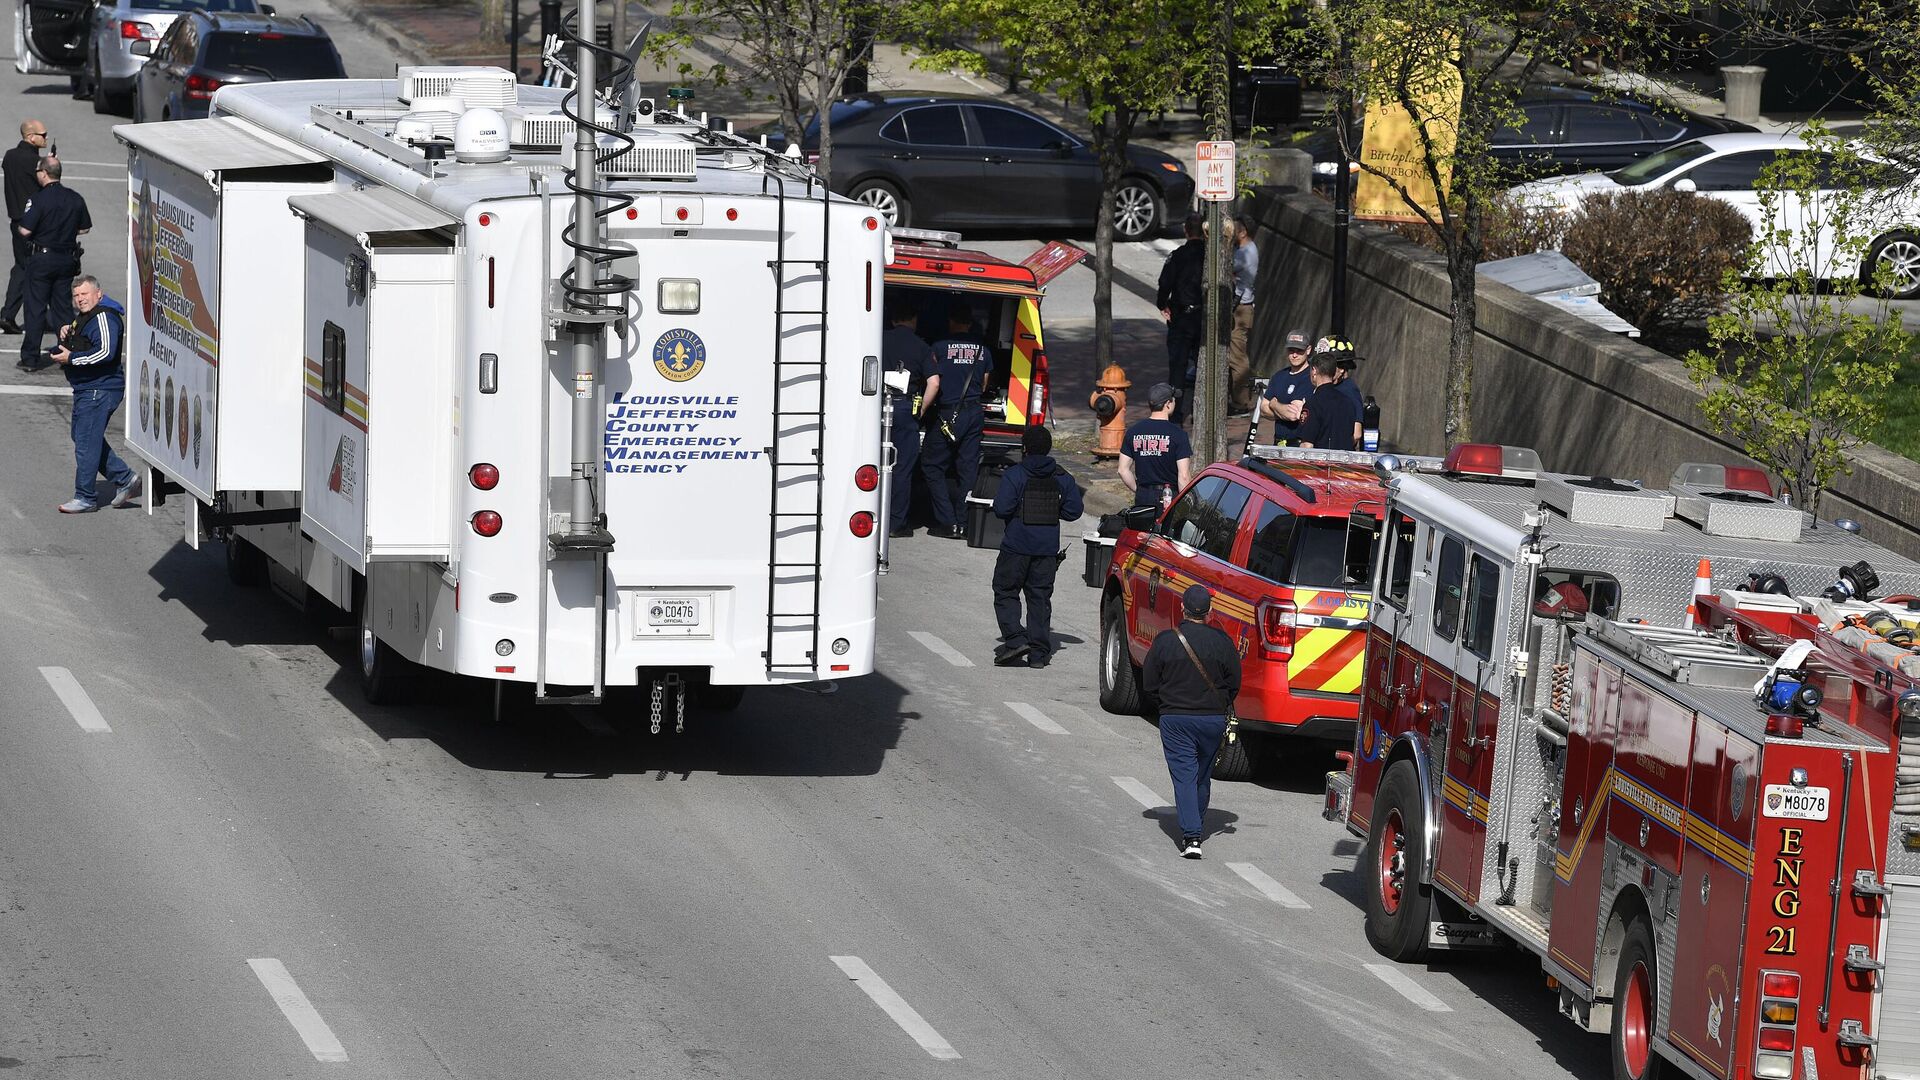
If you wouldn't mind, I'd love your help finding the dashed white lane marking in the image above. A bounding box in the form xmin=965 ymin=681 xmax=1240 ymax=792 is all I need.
xmin=1364 ymin=963 xmax=1452 ymax=1013
xmin=1111 ymin=776 xmax=1166 ymax=809
xmin=247 ymin=959 xmax=349 ymax=1062
xmin=0 ymin=384 xmax=70 ymax=397
xmin=829 ymin=956 xmax=961 ymax=1061
xmin=1226 ymin=862 xmax=1311 ymax=910
xmin=907 ymin=631 xmax=973 ymax=667
xmin=39 ymin=667 xmax=110 ymax=733
xmin=1005 ymin=701 xmax=1068 ymax=735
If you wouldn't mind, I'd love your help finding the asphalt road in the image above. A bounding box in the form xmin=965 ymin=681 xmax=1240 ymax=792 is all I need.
xmin=2 ymin=12 xmax=1613 ymax=1080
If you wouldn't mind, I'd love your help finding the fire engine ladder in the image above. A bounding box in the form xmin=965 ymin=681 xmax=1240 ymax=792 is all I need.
xmin=761 ymin=168 xmax=832 ymax=673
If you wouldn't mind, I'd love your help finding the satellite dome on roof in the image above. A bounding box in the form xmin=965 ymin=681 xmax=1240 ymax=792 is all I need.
xmin=454 ymin=108 xmax=510 ymax=164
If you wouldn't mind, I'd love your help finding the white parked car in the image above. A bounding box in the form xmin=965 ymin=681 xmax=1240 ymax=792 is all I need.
xmin=1509 ymin=132 xmax=1920 ymax=299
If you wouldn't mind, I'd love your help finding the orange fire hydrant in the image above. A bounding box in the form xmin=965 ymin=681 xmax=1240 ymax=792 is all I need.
xmin=1090 ymin=363 xmax=1130 ymax=460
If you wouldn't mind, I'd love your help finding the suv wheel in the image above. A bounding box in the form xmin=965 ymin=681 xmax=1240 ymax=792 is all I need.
xmin=1210 ymin=725 xmax=1255 ymax=781
xmin=1098 ymin=597 xmax=1143 ymax=714
xmin=1868 ymin=231 xmax=1920 ymax=300
xmin=90 ymin=54 xmax=111 ymax=114
xmin=1113 ymin=178 xmax=1160 ymax=242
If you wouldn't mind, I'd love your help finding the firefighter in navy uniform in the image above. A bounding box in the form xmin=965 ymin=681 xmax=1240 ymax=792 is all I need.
xmin=882 ymin=299 xmax=937 ymax=539
xmin=919 ymin=303 xmax=990 ymax=540
xmin=15 ymin=157 xmax=89 ymax=372
xmin=989 ymin=425 xmax=1082 ymax=668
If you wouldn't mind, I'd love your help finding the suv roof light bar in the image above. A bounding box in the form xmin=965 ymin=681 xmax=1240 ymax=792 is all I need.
xmin=888 ymin=226 xmax=962 ymax=247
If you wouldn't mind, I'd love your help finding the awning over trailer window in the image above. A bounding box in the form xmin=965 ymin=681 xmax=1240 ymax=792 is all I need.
xmin=287 ymin=187 xmax=459 ymax=245
xmin=114 ymin=116 xmax=327 ymax=183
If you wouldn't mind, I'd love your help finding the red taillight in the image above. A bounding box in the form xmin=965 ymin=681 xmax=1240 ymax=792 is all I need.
xmin=120 ymin=19 xmax=154 ymax=39
xmin=855 ymin=464 xmax=878 ymax=491
xmin=725 ymin=207 xmax=739 ymax=221
xmin=471 ymin=511 xmax=503 ymax=537
xmin=864 ymin=216 xmax=879 ymax=230
xmin=256 ymin=31 xmax=284 ymax=39
xmin=625 ymin=208 xmax=638 ymax=220
xmin=1762 ymin=972 xmax=1801 ymax=998
xmin=849 ymin=511 xmax=875 ymax=538
xmin=1757 ymin=1028 xmax=1795 ymax=1052
xmin=469 ymin=463 xmax=499 ymax=490
xmin=184 ymin=73 xmax=224 ymax=99
xmin=1258 ymin=598 xmax=1297 ymax=658
xmin=478 ymin=212 xmax=491 ymax=226
xmin=676 ymin=206 xmax=689 ymax=221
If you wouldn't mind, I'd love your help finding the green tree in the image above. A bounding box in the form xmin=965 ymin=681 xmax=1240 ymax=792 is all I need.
xmin=1683 ymin=124 xmax=1915 ymax=516
xmin=1286 ymin=0 xmax=1673 ymax=445
xmin=903 ymin=0 xmax=1285 ymax=370
xmin=648 ymin=0 xmax=893 ymax=184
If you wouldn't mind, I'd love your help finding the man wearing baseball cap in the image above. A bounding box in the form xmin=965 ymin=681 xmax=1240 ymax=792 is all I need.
xmin=1258 ymin=328 xmax=1314 ymax=446
xmin=1117 ymin=381 xmax=1191 ymax=512
xmin=1140 ymin=584 xmax=1241 ymax=858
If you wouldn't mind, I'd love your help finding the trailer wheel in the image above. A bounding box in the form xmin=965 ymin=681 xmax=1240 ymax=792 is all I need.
xmin=1611 ymin=921 xmax=1667 ymax=1080
xmin=225 ymin=536 xmax=267 ymax=587
xmin=356 ymin=581 xmax=405 ymax=705
xmin=1098 ymin=597 xmax=1142 ymax=715
xmin=1363 ymin=759 xmax=1430 ymax=961
xmin=1211 ymin=726 xmax=1255 ymax=781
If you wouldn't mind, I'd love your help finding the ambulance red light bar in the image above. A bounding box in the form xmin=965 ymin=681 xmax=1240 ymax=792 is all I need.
xmin=1441 ymin=443 xmax=1541 ymax=480
xmin=1670 ymin=462 xmax=1772 ymax=496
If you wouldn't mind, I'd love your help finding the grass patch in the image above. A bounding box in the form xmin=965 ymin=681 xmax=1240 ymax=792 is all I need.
xmin=1863 ymin=348 xmax=1920 ymax=461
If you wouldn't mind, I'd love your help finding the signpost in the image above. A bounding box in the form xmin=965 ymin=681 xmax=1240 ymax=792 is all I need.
xmin=1195 ymin=140 xmax=1236 ymax=465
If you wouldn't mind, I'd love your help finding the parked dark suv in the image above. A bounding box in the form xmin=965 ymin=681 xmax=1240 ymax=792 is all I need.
xmin=799 ymin=94 xmax=1194 ymax=242
xmin=132 ymin=9 xmax=341 ymax=122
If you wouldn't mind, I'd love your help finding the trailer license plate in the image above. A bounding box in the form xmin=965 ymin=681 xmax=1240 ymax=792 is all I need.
xmin=1762 ymin=784 xmax=1830 ymax=821
xmin=648 ymin=599 xmax=699 ymax=626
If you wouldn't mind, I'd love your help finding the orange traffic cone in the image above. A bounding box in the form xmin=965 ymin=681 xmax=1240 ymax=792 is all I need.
xmin=1684 ymin=558 xmax=1711 ymax=629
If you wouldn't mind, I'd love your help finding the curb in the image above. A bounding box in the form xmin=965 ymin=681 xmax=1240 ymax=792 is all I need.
xmin=322 ymin=0 xmax=433 ymax=67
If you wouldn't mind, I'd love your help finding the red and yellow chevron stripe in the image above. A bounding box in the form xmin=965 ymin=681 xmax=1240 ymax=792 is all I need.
xmin=1004 ymin=297 xmax=1042 ymax=426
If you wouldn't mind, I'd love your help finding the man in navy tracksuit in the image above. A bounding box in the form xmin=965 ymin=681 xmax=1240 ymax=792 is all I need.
xmin=49 ymin=276 xmax=138 ymax=513
xmin=989 ymin=425 xmax=1082 ymax=669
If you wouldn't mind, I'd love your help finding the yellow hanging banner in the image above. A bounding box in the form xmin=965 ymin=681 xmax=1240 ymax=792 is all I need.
xmin=1353 ymin=40 xmax=1463 ymax=223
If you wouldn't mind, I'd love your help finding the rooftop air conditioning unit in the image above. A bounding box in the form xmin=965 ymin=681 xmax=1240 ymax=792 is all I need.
xmin=398 ymin=66 xmax=518 ymax=109
xmin=399 ymin=95 xmax=467 ymax=140
xmin=506 ymin=106 xmax=619 ymax=149
xmin=598 ymin=135 xmax=698 ymax=181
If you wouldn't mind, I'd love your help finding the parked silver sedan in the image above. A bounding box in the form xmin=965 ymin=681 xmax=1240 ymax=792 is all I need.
xmin=12 ymin=0 xmax=262 ymax=114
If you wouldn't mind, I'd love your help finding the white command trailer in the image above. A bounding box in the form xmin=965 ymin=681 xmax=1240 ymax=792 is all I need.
xmin=114 ymin=68 xmax=887 ymax=719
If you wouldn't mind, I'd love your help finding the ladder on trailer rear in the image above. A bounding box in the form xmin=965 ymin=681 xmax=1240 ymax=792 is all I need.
xmin=762 ymin=171 xmax=832 ymax=673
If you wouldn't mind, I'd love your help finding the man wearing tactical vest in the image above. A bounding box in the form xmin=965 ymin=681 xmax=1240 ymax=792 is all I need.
xmin=989 ymin=425 xmax=1083 ymax=669
xmin=49 ymin=275 xmax=139 ymax=513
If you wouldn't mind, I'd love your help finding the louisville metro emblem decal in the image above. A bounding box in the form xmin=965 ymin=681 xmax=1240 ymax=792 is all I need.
xmin=653 ymin=328 xmax=706 ymax=383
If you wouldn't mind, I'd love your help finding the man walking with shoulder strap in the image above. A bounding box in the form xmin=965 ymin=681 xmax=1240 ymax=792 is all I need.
xmin=49 ymin=276 xmax=138 ymax=513
xmin=1141 ymin=584 xmax=1241 ymax=858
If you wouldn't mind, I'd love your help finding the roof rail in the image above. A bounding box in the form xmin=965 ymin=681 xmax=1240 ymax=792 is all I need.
xmin=1237 ymin=456 xmax=1317 ymax=504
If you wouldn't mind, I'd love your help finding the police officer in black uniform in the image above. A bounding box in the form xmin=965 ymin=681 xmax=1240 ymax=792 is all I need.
xmin=919 ymin=303 xmax=990 ymax=540
xmin=882 ymin=299 xmax=936 ymax=539
xmin=17 ymin=156 xmax=89 ymax=372
xmin=1155 ymin=212 xmax=1206 ymax=424
xmin=2 ymin=120 xmax=51 ymax=334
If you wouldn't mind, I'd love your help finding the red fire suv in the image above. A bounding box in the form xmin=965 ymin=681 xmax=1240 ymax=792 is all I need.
xmin=1097 ymin=447 xmax=1389 ymax=779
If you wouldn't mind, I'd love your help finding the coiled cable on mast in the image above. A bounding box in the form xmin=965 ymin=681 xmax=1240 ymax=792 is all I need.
xmin=557 ymin=6 xmax=636 ymax=318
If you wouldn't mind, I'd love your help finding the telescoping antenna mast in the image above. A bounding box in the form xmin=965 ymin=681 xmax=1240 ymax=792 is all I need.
xmin=544 ymin=0 xmax=636 ymax=702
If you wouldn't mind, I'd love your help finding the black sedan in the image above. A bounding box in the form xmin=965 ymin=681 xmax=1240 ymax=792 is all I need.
xmin=799 ymin=94 xmax=1195 ymax=242
xmin=1300 ymin=86 xmax=1755 ymax=194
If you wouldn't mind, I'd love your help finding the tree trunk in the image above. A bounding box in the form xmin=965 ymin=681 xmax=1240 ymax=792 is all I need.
xmin=816 ymin=67 xmax=836 ymax=186
xmin=1444 ymin=253 xmax=1476 ymax=447
xmin=1089 ymin=104 xmax=1119 ymax=370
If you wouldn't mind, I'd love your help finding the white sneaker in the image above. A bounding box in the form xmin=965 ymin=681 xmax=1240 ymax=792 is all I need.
xmin=57 ymin=499 xmax=99 ymax=514
xmin=109 ymin=474 xmax=142 ymax=508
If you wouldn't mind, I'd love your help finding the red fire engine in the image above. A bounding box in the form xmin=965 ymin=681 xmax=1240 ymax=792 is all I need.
xmin=1324 ymin=444 xmax=1920 ymax=1080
